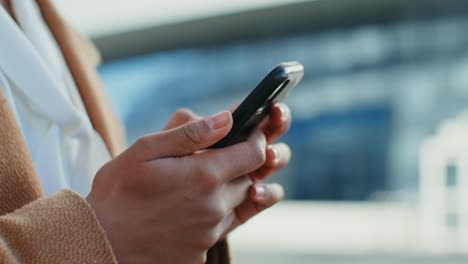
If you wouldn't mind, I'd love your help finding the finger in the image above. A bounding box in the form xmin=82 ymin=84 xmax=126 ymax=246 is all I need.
xmin=153 ymin=129 xmax=267 ymax=192
xmin=189 ymin=129 xmax=267 ymax=184
xmin=222 ymin=176 xmax=252 ymax=209
xmin=162 ymin=108 xmax=202 ymax=131
xmin=133 ymin=111 xmax=232 ymax=161
xmin=229 ymin=183 xmax=284 ymax=231
xmin=260 ymin=103 xmax=292 ymax=143
xmin=251 ymin=143 xmax=291 ymax=181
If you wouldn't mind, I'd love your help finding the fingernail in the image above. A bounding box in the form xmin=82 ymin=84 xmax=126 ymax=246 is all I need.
xmin=269 ymin=146 xmax=280 ymax=164
xmin=206 ymin=111 xmax=230 ymax=131
xmin=254 ymin=184 xmax=267 ymax=200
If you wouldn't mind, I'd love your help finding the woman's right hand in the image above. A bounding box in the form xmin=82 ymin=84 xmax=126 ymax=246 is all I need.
xmin=86 ymin=110 xmax=278 ymax=264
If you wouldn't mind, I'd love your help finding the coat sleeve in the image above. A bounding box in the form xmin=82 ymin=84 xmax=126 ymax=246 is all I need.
xmin=0 ymin=190 xmax=116 ymax=264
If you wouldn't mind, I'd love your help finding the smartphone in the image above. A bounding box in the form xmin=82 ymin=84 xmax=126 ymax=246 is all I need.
xmin=209 ymin=61 xmax=304 ymax=149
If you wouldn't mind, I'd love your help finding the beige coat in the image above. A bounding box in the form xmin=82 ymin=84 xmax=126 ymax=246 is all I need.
xmin=0 ymin=0 xmax=229 ymax=263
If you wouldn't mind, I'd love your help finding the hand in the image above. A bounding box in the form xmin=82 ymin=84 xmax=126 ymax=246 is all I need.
xmin=86 ymin=111 xmax=267 ymax=264
xmin=162 ymin=103 xmax=292 ymax=236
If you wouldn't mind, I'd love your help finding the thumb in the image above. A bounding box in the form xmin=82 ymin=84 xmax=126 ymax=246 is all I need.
xmin=162 ymin=108 xmax=202 ymax=131
xmin=135 ymin=111 xmax=232 ymax=160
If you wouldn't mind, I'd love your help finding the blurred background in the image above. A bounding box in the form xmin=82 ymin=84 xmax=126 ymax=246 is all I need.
xmin=56 ymin=0 xmax=468 ymax=263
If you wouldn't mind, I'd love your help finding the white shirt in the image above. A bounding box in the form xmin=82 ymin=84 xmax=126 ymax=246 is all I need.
xmin=0 ymin=0 xmax=111 ymax=196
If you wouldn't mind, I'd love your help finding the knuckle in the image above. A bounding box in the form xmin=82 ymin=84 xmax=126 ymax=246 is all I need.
xmin=197 ymin=166 xmax=222 ymax=192
xmin=95 ymin=161 xmax=111 ymax=176
xmin=175 ymin=108 xmax=193 ymax=121
xmin=197 ymin=230 xmax=219 ymax=250
xmin=182 ymin=122 xmax=202 ymax=146
xmin=205 ymin=203 xmax=226 ymax=225
xmin=135 ymin=135 xmax=152 ymax=154
xmin=251 ymin=144 xmax=267 ymax=166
